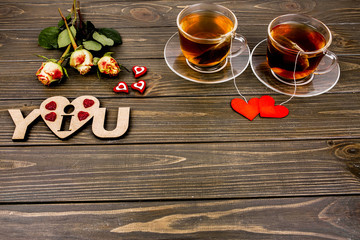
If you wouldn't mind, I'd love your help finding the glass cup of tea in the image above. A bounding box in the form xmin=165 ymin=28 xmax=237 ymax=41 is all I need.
xmin=177 ymin=3 xmax=247 ymax=73
xmin=266 ymin=14 xmax=338 ymax=85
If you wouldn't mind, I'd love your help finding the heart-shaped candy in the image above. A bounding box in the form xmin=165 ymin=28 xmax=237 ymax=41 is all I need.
xmin=132 ymin=66 xmax=147 ymax=78
xmin=231 ymin=98 xmax=260 ymax=121
xmin=259 ymin=95 xmax=289 ymax=118
xmin=113 ymin=81 xmax=129 ymax=93
xmin=40 ymin=96 xmax=100 ymax=139
xmin=131 ymin=80 xmax=146 ymax=94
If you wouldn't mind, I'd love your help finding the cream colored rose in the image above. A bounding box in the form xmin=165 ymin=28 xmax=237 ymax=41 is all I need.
xmin=36 ymin=61 xmax=64 ymax=86
xmin=98 ymin=56 xmax=121 ymax=76
xmin=70 ymin=49 xmax=93 ymax=75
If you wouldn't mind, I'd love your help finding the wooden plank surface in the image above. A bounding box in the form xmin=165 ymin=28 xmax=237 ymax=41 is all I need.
xmin=1 ymin=196 xmax=359 ymax=239
xmin=0 ymin=139 xmax=359 ymax=202
xmin=1 ymin=92 xmax=360 ymax=146
xmin=0 ymin=55 xmax=359 ymax=101
xmin=0 ymin=0 xmax=359 ymax=29
xmin=1 ymin=0 xmax=360 ymax=238
xmin=0 ymin=23 xmax=359 ymax=62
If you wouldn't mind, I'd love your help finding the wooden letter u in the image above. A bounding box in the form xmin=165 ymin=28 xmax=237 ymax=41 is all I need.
xmin=92 ymin=107 xmax=130 ymax=138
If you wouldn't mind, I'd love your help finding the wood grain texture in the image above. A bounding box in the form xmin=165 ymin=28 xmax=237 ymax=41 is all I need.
xmin=0 ymin=23 xmax=358 ymax=62
xmin=1 ymin=92 xmax=360 ymax=146
xmin=1 ymin=0 xmax=359 ymax=237
xmin=0 ymin=196 xmax=359 ymax=239
xmin=0 ymin=139 xmax=359 ymax=202
xmin=0 ymin=55 xmax=359 ymax=101
xmin=0 ymin=0 xmax=359 ymax=29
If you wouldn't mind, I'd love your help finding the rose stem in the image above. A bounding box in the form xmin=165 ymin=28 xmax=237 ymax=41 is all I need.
xmin=58 ymin=44 xmax=72 ymax=64
xmin=58 ymin=8 xmax=78 ymax=50
xmin=77 ymin=1 xmax=82 ymax=30
xmin=71 ymin=0 xmax=77 ymax=26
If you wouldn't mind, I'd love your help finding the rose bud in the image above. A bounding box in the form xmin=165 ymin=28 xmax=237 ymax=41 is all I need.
xmin=69 ymin=49 xmax=93 ymax=75
xmin=36 ymin=61 xmax=64 ymax=86
xmin=97 ymin=55 xmax=121 ymax=76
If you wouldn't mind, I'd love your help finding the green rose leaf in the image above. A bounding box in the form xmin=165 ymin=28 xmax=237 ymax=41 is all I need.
xmin=58 ymin=25 xmax=76 ymax=48
xmin=92 ymin=31 xmax=114 ymax=46
xmin=38 ymin=27 xmax=61 ymax=49
xmin=63 ymin=67 xmax=69 ymax=79
xmin=83 ymin=40 xmax=102 ymax=51
xmin=98 ymin=28 xmax=122 ymax=45
xmin=103 ymin=52 xmax=114 ymax=57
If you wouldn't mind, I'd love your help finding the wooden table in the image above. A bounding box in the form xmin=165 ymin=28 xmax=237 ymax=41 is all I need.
xmin=1 ymin=0 xmax=360 ymax=239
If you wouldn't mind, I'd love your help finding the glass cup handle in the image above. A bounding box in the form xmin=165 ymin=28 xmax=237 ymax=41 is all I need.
xmin=229 ymin=33 xmax=247 ymax=58
xmin=314 ymin=50 xmax=338 ymax=75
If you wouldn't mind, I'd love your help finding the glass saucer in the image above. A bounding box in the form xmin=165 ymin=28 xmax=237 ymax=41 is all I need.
xmin=164 ymin=32 xmax=250 ymax=84
xmin=250 ymin=39 xmax=340 ymax=97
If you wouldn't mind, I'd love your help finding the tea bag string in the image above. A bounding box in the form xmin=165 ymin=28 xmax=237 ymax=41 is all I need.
xmin=280 ymin=50 xmax=301 ymax=105
xmin=231 ymin=38 xmax=300 ymax=105
xmin=230 ymin=36 xmax=248 ymax=103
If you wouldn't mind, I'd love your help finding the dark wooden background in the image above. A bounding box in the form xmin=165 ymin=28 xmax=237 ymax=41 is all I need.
xmin=0 ymin=0 xmax=359 ymax=239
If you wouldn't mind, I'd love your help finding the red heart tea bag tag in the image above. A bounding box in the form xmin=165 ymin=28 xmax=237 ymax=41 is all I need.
xmin=132 ymin=66 xmax=147 ymax=78
xmin=229 ymin=40 xmax=292 ymax=120
xmin=231 ymin=98 xmax=260 ymax=121
xmin=131 ymin=80 xmax=146 ymax=94
xmin=259 ymin=95 xmax=289 ymax=118
xmin=113 ymin=81 xmax=129 ymax=93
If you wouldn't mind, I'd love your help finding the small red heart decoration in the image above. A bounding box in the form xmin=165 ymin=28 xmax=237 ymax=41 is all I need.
xmin=45 ymin=101 xmax=57 ymax=110
xmin=132 ymin=66 xmax=147 ymax=78
xmin=231 ymin=98 xmax=260 ymax=121
xmin=259 ymin=95 xmax=289 ymax=118
xmin=131 ymin=80 xmax=146 ymax=94
xmin=45 ymin=112 xmax=57 ymax=122
xmin=78 ymin=111 xmax=90 ymax=121
xmin=83 ymin=99 xmax=95 ymax=108
xmin=113 ymin=81 xmax=129 ymax=93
